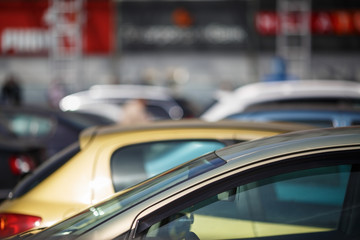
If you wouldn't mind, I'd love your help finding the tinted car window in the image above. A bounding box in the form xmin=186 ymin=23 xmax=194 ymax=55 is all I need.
xmin=145 ymin=105 xmax=171 ymax=120
xmin=227 ymin=112 xmax=334 ymax=128
xmin=226 ymin=102 xmax=360 ymax=128
xmin=143 ymin=164 xmax=356 ymax=239
xmin=245 ymin=98 xmax=360 ymax=108
xmin=111 ymin=140 xmax=226 ymax=192
xmin=351 ymin=120 xmax=360 ymax=126
xmin=61 ymin=111 xmax=115 ymax=128
xmin=4 ymin=113 xmax=54 ymax=137
xmin=277 ymin=118 xmax=333 ymax=127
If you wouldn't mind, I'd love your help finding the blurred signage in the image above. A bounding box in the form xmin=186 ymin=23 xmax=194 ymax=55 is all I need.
xmin=355 ymin=11 xmax=360 ymax=33
xmin=331 ymin=11 xmax=354 ymax=35
xmin=118 ymin=1 xmax=249 ymax=52
xmin=256 ymin=12 xmax=278 ymax=35
xmin=0 ymin=0 xmax=114 ymax=55
xmin=311 ymin=12 xmax=333 ymax=34
xmin=256 ymin=10 xmax=360 ymax=35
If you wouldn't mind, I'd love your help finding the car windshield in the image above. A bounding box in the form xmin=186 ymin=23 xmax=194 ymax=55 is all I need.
xmin=226 ymin=111 xmax=335 ymax=127
xmin=32 ymin=153 xmax=225 ymax=238
xmin=227 ymin=109 xmax=360 ymax=128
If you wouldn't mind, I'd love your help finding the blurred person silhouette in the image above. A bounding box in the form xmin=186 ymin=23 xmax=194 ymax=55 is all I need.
xmin=120 ymin=99 xmax=152 ymax=125
xmin=262 ymin=56 xmax=298 ymax=82
xmin=1 ymin=73 xmax=22 ymax=106
xmin=47 ymin=78 xmax=66 ymax=109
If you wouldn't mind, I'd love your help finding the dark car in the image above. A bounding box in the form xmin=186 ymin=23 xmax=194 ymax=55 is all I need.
xmin=0 ymin=105 xmax=115 ymax=159
xmin=0 ymin=105 xmax=113 ymax=201
xmin=0 ymin=136 xmax=45 ymax=200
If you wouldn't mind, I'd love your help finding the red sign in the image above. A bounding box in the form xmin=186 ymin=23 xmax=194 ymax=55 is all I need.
xmin=0 ymin=0 xmax=114 ymax=55
xmin=172 ymin=8 xmax=193 ymax=28
xmin=354 ymin=11 xmax=360 ymax=33
xmin=256 ymin=11 xmax=306 ymax=35
xmin=257 ymin=10 xmax=360 ymax=36
xmin=84 ymin=0 xmax=115 ymax=54
xmin=332 ymin=11 xmax=354 ymax=35
xmin=256 ymin=12 xmax=278 ymax=35
xmin=312 ymin=12 xmax=333 ymax=34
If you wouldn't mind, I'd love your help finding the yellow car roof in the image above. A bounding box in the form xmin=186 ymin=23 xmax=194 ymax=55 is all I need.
xmin=79 ymin=120 xmax=313 ymax=148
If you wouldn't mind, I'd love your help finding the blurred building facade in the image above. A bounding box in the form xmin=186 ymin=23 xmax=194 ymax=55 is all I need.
xmin=0 ymin=0 xmax=359 ymax=110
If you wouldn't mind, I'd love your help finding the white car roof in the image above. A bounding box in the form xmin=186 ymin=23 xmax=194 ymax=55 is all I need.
xmin=88 ymin=84 xmax=173 ymax=101
xmin=201 ymin=80 xmax=360 ymax=121
xmin=59 ymin=84 xmax=183 ymax=121
xmin=59 ymin=84 xmax=175 ymax=111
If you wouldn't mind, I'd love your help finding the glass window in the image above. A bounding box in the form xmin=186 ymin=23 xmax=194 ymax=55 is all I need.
xmin=145 ymin=105 xmax=172 ymax=120
xmin=111 ymin=140 xmax=226 ymax=191
xmin=351 ymin=120 xmax=360 ymax=126
xmin=62 ymin=111 xmax=115 ymax=127
xmin=227 ymin=112 xmax=334 ymax=128
xmin=142 ymin=164 xmax=358 ymax=240
xmin=6 ymin=113 xmax=54 ymax=137
xmin=271 ymin=118 xmax=333 ymax=127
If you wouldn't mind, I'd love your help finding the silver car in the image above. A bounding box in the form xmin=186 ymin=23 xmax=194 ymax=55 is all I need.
xmin=19 ymin=126 xmax=360 ymax=240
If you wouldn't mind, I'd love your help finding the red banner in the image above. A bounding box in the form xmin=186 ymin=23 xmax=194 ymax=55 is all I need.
xmin=311 ymin=12 xmax=333 ymax=34
xmin=256 ymin=11 xmax=278 ymax=35
xmin=354 ymin=11 xmax=360 ymax=33
xmin=0 ymin=0 xmax=114 ymax=55
xmin=332 ymin=11 xmax=354 ymax=35
xmin=256 ymin=10 xmax=360 ymax=35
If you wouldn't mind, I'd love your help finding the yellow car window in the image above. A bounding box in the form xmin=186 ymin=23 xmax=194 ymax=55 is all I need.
xmin=111 ymin=140 xmax=225 ymax=192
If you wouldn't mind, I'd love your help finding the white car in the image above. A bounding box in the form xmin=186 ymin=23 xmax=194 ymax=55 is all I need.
xmin=59 ymin=84 xmax=185 ymax=122
xmin=201 ymin=79 xmax=360 ymax=122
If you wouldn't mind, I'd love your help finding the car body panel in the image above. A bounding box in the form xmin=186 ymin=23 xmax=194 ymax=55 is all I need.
xmin=0 ymin=120 xmax=310 ymax=234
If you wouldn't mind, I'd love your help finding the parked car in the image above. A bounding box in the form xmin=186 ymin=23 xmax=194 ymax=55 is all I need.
xmin=201 ymin=79 xmax=360 ymax=123
xmin=226 ymin=103 xmax=360 ymax=127
xmin=15 ymin=126 xmax=360 ymax=240
xmin=0 ymin=136 xmax=45 ymax=201
xmin=0 ymin=120 xmax=311 ymax=238
xmin=0 ymin=105 xmax=115 ymax=158
xmin=59 ymin=84 xmax=188 ymax=122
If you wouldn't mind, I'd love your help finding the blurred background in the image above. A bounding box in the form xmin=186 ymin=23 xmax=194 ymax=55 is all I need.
xmin=0 ymin=0 xmax=359 ymax=113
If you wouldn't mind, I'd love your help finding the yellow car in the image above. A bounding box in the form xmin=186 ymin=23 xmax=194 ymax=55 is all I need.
xmin=0 ymin=120 xmax=311 ymax=238
xmin=24 ymin=126 xmax=360 ymax=240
